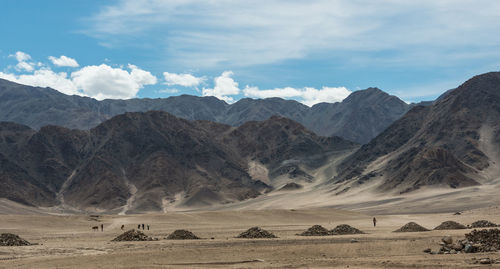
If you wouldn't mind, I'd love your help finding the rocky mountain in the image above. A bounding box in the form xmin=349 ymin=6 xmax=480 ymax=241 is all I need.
xmin=0 ymin=111 xmax=356 ymax=212
xmin=335 ymin=72 xmax=500 ymax=194
xmin=306 ymin=88 xmax=410 ymax=144
xmin=0 ymin=79 xmax=409 ymax=143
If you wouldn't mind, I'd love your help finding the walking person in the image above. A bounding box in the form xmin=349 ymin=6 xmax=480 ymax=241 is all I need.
xmin=373 ymin=217 xmax=377 ymax=227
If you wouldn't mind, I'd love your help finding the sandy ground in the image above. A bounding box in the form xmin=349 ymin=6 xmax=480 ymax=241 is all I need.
xmin=1 ymin=207 xmax=500 ymax=268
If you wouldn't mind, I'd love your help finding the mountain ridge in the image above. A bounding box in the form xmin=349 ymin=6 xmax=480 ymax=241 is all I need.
xmin=0 ymin=78 xmax=409 ymax=144
xmin=335 ymin=71 xmax=500 ymax=194
xmin=0 ymin=111 xmax=357 ymax=212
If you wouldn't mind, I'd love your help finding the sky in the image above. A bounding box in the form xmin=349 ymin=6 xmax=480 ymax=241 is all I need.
xmin=1 ymin=0 xmax=500 ymax=105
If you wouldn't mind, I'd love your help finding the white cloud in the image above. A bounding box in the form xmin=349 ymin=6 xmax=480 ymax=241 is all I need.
xmin=202 ymin=71 xmax=240 ymax=103
xmin=71 ymin=64 xmax=157 ymax=100
xmin=244 ymin=86 xmax=351 ymax=106
xmin=9 ymin=51 xmax=35 ymax=72
xmin=199 ymin=70 xmax=350 ymax=105
xmin=85 ymin=0 xmax=500 ymax=68
xmin=1 ymin=56 xmax=157 ymax=99
xmin=48 ymin=55 xmax=80 ymax=67
xmin=15 ymin=61 xmax=34 ymax=72
xmin=158 ymin=88 xmax=179 ymax=94
xmin=163 ymin=72 xmax=204 ymax=87
xmin=12 ymin=51 xmax=31 ymax=62
xmin=0 ymin=69 xmax=79 ymax=95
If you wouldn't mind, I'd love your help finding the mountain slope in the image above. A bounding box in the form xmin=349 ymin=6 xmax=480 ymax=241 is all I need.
xmin=0 ymin=111 xmax=356 ymax=212
xmin=306 ymin=88 xmax=409 ymax=144
xmin=0 ymin=79 xmax=409 ymax=143
xmin=335 ymin=72 xmax=500 ymax=193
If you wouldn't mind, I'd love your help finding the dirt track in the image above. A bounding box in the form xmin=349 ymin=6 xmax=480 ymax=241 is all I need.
xmin=1 ymin=207 xmax=500 ymax=268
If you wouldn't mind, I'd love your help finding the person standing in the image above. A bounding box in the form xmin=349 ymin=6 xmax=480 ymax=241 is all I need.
xmin=373 ymin=217 xmax=377 ymax=227
xmin=142 ymin=223 xmax=145 ymax=230
xmin=101 ymin=224 xmax=104 ymax=232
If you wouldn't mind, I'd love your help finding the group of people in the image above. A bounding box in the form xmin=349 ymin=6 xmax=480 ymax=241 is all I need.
xmin=118 ymin=224 xmax=150 ymax=230
xmin=137 ymin=223 xmax=150 ymax=230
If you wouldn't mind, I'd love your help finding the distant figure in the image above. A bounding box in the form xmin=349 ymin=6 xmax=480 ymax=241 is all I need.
xmin=121 ymin=225 xmax=125 ymax=230
xmin=138 ymin=224 xmax=140 ymax=229
xmin=101 ymin=224 xmax=104 ymax=232
xmin=92 ymin=226 xmax=99 ymax=231
xmin=147 ymin=224 xmax=150 ymax=230
xmin=373 ymin=217 xmax=377 ymax=227
xmin=142 ymin=224 xmax=145 ymax=230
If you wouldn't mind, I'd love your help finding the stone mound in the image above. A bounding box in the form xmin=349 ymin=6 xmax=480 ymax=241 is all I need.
xmin=112 ymin=229 xmax=153 ymax=242
xmin=166 ymin=230 xmax=200 ymax=240
xmin=463 ymin=229 xmax=500 ymax=252
xmin=425 ymin=229 xmax=500 ymax=255
xmin=393 ymin=222 xmax=430 ymax=232
xmin=471 ymin=220 xmax=497 ymax=228
xmin=298 ymin=225 xmax=330 ymax=236
xmin=330 ymin=224 xmax=365 ymax=235
xmin=0 ymin=233 xmax=32 ymax=246
xmin=434 ymin=221 xmax=467 ymax=230
xmin=236 ymin=227 xmax=277 ymax=239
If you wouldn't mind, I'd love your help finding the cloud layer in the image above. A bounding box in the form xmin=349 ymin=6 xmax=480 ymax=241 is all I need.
xmin=202 ymin=71 xmax=240 ymax=103
xmin=243 ymin=86 xmax=351 ymax=106
xmin=49 ymin=55 xmax=80 ymax=67
xmin=1 ymin=51 xmax=352 ymax=105
xmin=163 ymin=72 xmax=204 ymax=87
xmin=200 ymin=71 xmax=351 ymax=105
xmin=1 ymin=51 xmax=157 ymax=99
xmin=85 ymin=0 xmax=500 ymax=68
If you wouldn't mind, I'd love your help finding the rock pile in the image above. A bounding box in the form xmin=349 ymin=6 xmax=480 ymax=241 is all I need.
xmin=425 ymin=229 xmax=500 ymax=254
xmin=393 ymin=222 xmax=430 ymax=232
xmin=330 ymin=224 xmax=365 ymax=235
xmin=166 ymin=230 xmax=200 ymax=240
xmin=428 ymin=236 xmax=467 ymax=254
xmin=236 ymin=227 xmax=277 ymax=239
xmin=463 ymin=229 xmax=500 ymax=252
xmin=0 ymin=233 xmax=32 ymax=246
xmin=471 ymin=220 xmax=497 ymax=228
xmin=112 ymin=229 xmax=153 ymax=242
xmin=434 ymin=221 xmax=467 ymax=230
xmin=298 ymin=225 xmax=330 ymax=236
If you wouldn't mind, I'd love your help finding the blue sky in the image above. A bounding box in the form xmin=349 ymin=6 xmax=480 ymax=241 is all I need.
xmin=1 ymin=0 xmax=500 ymax=105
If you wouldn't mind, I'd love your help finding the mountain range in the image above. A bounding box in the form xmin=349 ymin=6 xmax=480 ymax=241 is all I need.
xmin=0 ymin=112 xmax=356 ymax=212
xmin=0 ymin=72 xmax=499 ymax=213
xmin=0 ymin=79 xmax=409 ymax=144
xmin=335 ymin=72 xmax=500 ymax=194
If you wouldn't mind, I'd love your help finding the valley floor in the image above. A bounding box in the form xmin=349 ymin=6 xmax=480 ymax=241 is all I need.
xmin=1 ymin=207 xmax=500 ymax=268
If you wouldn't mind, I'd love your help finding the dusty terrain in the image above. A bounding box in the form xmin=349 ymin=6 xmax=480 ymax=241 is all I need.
xmin=1 ymin=207 xmax=500 ymax=268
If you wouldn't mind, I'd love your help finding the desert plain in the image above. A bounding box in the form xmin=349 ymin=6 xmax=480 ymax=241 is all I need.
xmin=1 ymin=204 xmax=500 ymax=269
